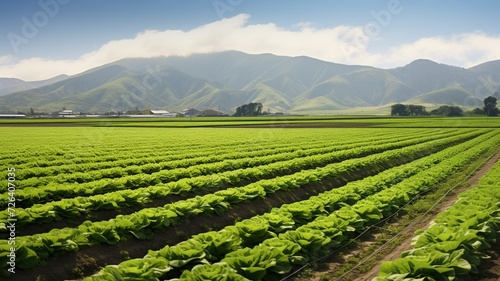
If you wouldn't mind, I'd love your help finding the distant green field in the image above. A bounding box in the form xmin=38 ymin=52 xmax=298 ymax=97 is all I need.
xmin=0 ymin=116 xmax=498 ymax=128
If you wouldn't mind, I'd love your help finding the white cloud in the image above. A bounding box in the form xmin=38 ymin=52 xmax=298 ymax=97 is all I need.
xmin=0 ymin=14 xmax=500 ymax=81
xmin=0 ymin=55 xmax=18 ymax=65
xmin=378 ymin=32 xmax=500 ymax=68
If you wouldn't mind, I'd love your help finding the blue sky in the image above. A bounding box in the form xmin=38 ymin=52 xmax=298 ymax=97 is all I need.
xmin=1 ymin=0 xmax=500 ymax=80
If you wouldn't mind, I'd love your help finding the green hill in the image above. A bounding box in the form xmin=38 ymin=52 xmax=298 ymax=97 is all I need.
xmin=1 ymin=51 xmax=499 ymax=114
xmin=408 ymin=85 xmax=482 ymax=106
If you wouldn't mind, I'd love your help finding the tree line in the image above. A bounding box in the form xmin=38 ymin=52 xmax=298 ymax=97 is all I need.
xmin=391 ymin=104 xmax=465 ymax=117
xmin=470 ymin=96 xmax=500 ymax=116
xmin=233 ymin=103 xmax=264 ymax=116
xmin=391 ymin=95 xmax=499 ymax=117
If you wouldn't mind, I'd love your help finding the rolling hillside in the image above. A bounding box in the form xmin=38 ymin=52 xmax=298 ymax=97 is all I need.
xmin=0 ymin=51 xmax=498 ymax=114
xmin=408 ymin=85 xmax=483 ymax=106
xmin=0 ymin=75 xmax=68 ymax=97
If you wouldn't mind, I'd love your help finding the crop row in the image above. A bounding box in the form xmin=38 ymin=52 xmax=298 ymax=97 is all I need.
xmin=0 ymin=128 xmax=389 ymax=168
xmin=84 ymin=129 xmax=500 ymax=280
xmin=1 ymin=130 xmax=493 ymax=274
xmin=7 ymin=134 xmax=339 ymax=178
xmin=0 ymin=129 xmax=403 ymax=184
xmin=2 ymin=135 xmax=321 ymax=175
xmin=0 ymin=129 xmax=467 ymax=209
xmin=0 ymin=130 xmax=476 ymax=225
xmin=374 ymin=154 xmax=500 ymax=280
xmin=14 ymin=130 xmax=422 ymax=187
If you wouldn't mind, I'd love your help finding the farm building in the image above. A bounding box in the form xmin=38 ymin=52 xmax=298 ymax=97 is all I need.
xmin=197 ymin=109 xmax=226 ymax=117
xmin=179 ymin=108 xmax=200 ymax=117
xmin=0 ymin=114 xmax=26 ymax=118
xmin=51 ymin=110 xmax=76 ymax=118
xmin=150 ymin=110 xmax=177 ymax=117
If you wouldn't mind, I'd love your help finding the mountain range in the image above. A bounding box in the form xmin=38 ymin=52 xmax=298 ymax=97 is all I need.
xmin=0 ymin=75 xmax=68 ymax=97
xmin=0 ymin=51 xmax=499 ymax=114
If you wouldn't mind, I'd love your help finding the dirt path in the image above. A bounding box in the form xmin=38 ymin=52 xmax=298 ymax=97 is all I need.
xmin=356 ymin=151 xmax=500 ymax=281
xmin=300 ymin=151 xmax=500 ymax=281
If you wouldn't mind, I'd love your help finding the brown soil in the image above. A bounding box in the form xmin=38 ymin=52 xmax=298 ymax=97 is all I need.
xmin=8 ymin=150 xmax=384 ymax=237
xmin=12 ymin=140 xmax=452 ymax=281
xmin=297 ymin=151 xmax=500 ymax=281
xmin=471 ymin=242 xmax=500 ymax=281
xmin=10 ymin=133 xmax=450 ymax=236
xmin=6 ymin=141 xmax=488 ymax=281
xmin=8 ymin=157 xmax=384 ymax=281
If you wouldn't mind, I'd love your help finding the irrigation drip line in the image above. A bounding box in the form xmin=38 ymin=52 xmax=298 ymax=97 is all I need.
xmin=281 ymin=149 xmax=499 ymax=281
xmin=332 ymin=149 xmax=499 ymax=281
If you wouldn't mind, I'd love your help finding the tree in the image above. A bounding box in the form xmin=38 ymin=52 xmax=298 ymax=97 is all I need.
xmin=234 ymin=103 xmax=263 ymax=116
xmin=483 ymin=96 xmax=499 ymax=116
xmin=430 ymin=105 xmax=464 ymax=117
xmin=470 ymin=107 xmax=485 ymax=115
xmin=391 ymin=104 xmax=428 ymax=116
xmin=408 ymin=105 xmax=427 ymax=116
xmin=391 ymin=104 xmax=409 ymax=116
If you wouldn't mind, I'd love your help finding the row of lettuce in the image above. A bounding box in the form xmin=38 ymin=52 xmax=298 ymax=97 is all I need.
xmin=83 ymin=130 xmax=500 ymax=280
xmin=8 ymin=134 xmax=338 ymax=179
xmin=0 ymin=129 xmax=432 ymax=208
xmin=1 ymin=130 xmax=497 ymax=278
xmin=374 ymin=153 xmax=500 ymax=280
xmin=0 ymin=128 xmax=387 ymax=169
xmin=0 ymin=130 xmax=468 ymax=218
xmin=8 ymin=129 xmax=425 ymax=189
xmin=0 ymin=126 xmax=296 ymax=165
xmin=0 ymin=130 xmax=465 ymax=270
xmin=0 ymin=130 xmax=477 ymax=231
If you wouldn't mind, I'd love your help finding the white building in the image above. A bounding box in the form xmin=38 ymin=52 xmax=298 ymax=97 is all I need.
xmin=150 ymin=110 xmax=177 ymax=117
